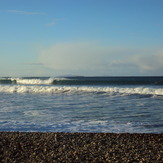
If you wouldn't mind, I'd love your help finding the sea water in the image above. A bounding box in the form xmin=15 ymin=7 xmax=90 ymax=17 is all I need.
xmin=0 ymin=76 xmax=163 ymax=133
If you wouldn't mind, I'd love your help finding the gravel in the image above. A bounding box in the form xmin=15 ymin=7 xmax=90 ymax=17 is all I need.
xmin=0 ymin=132 xmax=162 ymax=162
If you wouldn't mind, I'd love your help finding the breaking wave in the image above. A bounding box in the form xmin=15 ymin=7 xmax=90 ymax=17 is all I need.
xmin=0 ymin=85 xmax=162 ymax=96
xmin=0 ymin=76 xmax=163 ymax=86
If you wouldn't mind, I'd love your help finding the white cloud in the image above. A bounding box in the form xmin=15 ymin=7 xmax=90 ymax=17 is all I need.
xmin=109 ymin=50 xmax=163 ymax=75
xmin=132 ymin=52 xmax=163 ymax=71
xmin=7 ymin=10 xmax=45 ymax=15
xmin=39 ymin=42 xmax=163 ymax=76
xmin=39 ymin=42 xmax=118 ymax=72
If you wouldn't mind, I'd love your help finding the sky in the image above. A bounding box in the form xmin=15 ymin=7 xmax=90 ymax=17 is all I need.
xmin=0 ymin=0 xmax=163 ymax=77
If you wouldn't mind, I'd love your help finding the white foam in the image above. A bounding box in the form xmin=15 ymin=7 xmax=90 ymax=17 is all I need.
xmin=10 ymin=77 xmax=72 ymax=85
xmin=11 ymin=78 xmax=54 ymax=85
xmin=0 ymin=85 xmax=163 ymax=96
xmin=23 ymin=110 xmax=41 ymax=117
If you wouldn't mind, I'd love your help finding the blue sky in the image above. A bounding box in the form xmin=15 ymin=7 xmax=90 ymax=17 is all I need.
xmin=0 ymin=0 xmax=163 ymax=76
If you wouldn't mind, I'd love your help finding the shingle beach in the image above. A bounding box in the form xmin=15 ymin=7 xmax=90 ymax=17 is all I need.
xmin=0 ymin=132 xmax=162 ymax=162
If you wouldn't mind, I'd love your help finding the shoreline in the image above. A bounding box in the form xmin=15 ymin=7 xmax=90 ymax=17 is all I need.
xmin=0 ymin=132 xmax=163 ymax=162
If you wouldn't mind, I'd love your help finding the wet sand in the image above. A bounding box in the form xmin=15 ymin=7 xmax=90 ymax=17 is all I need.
xmin=0 ymin=132 xmax=162 ymax=162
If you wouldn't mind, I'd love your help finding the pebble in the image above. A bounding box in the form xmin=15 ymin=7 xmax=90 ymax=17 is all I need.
xmin=0 ymin=132 xmax=162 ymax=162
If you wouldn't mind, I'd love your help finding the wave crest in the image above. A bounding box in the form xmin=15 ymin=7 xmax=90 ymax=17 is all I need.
xmin=1 ymin=77 xmax=163 ymax=86
xmin=0 ymin=85 xmax=162 ymax=96
xmin=11 ymin=78 xmax=54 ymax=85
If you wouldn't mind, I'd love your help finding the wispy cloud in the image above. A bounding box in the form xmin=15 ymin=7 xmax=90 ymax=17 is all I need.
xmin=7 ymin=10 xmax=46 ymax=15
xmin=45 ymin=19 xmax=63 ymax=27
xmin=46 ymin=21 xmax=57 ymax=27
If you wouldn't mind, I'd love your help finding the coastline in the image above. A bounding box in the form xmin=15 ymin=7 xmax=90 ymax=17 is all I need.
xmin=0 ymin=132 xmax=162 ymax=162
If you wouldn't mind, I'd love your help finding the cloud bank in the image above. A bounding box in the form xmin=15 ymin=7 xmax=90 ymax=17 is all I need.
xmin=39 ymin=42 xmax=163 ymax=76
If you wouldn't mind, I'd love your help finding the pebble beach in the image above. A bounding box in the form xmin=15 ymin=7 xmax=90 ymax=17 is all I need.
xmin=0 ymin=132 xmax=162 ymax=162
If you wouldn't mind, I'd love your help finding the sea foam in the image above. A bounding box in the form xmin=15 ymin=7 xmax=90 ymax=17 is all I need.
xmin=0 ymin=85 xmax=162 ymax=96
xmin=10 ymin=78 xmax=54 ymax=85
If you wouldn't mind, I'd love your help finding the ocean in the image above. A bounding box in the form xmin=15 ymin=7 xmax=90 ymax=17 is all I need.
xmin=0 ymin=76 xmax=163 ymax=133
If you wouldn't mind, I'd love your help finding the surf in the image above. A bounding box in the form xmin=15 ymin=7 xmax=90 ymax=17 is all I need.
xmin=0 ymin=76 xmax=163 ymax=86
xmin=0 ymin=85 xmax=162 ymax=96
